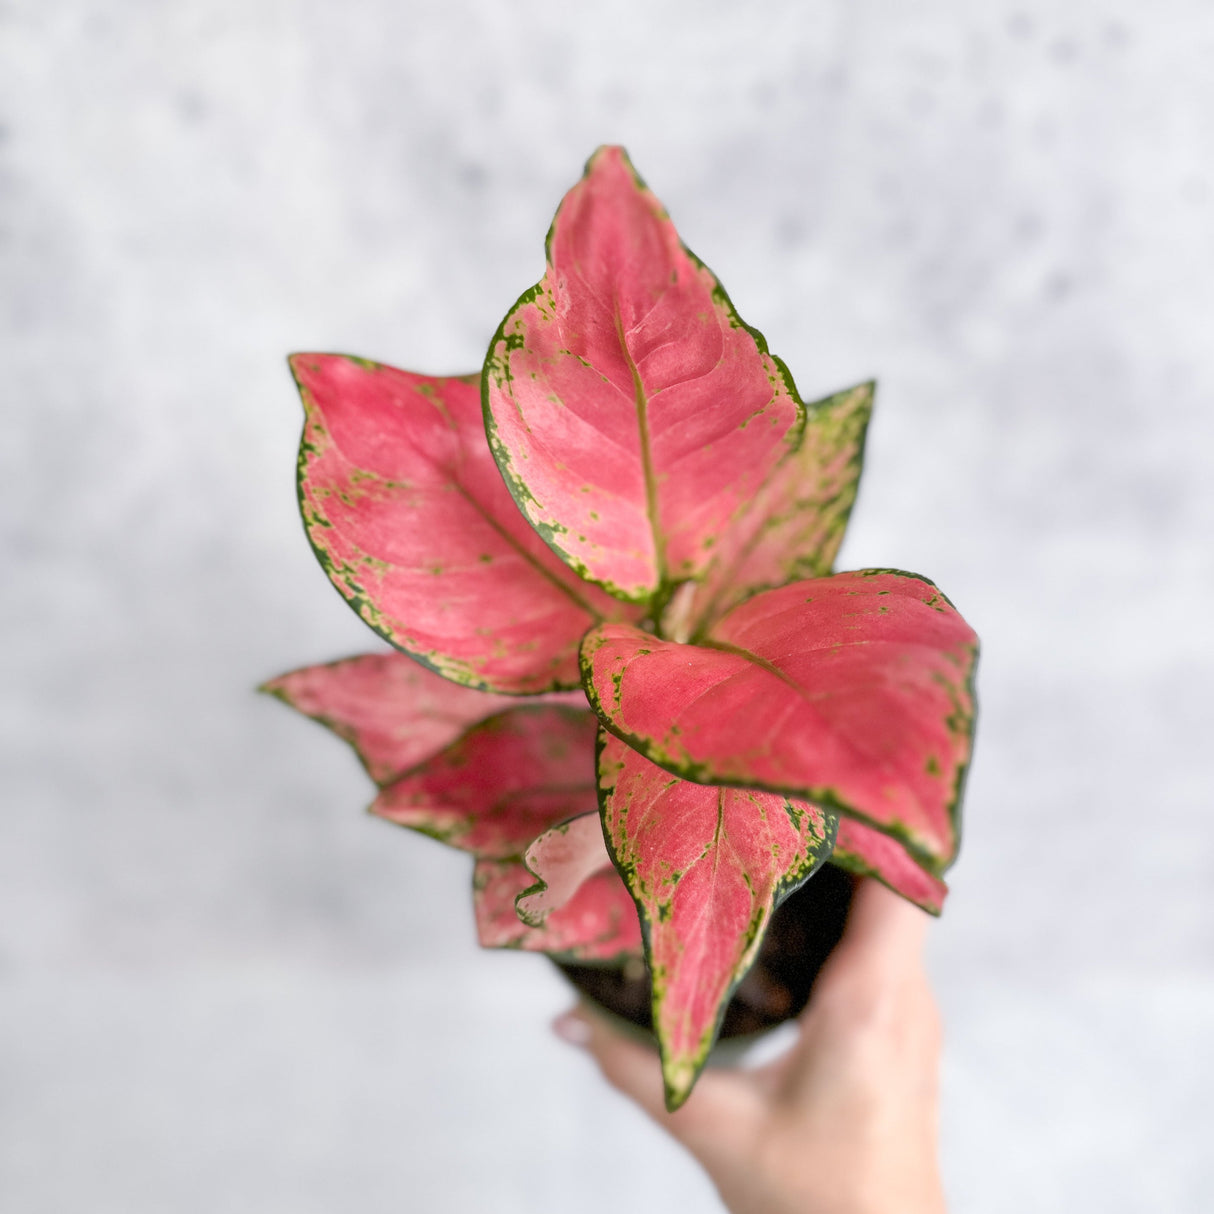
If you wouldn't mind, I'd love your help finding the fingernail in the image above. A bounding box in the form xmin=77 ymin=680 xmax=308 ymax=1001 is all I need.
xmin=553 ymin=1010 xmax=592 ymax=1047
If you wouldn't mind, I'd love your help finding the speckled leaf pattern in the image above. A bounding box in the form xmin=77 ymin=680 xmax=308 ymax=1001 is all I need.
xmin=474 ymin=857 xmax=642 ymax=961
xmin=831 ymin=818 xmax=948 ymax=915
xmin=686 ymin=381 xmax=875 ymax=635
xmin=515 ymin=811 xmax=612 ymax=926
xmin=261 ymin=652 xmax=587 ymax=786
xmin=273 ymin=148 xmax=981 ymax=1109
xmin=484 ymin=146 xmax=804 ymax=603
xmin=598 ymin=732 xmax=837 ymax=1110
xmin=291 ymin=353 xmax=634 ymax=693
xmin=371 ymin=706 xmax=599 ymax=857
xmin=582 ymin=570 xmax=978 ymax=872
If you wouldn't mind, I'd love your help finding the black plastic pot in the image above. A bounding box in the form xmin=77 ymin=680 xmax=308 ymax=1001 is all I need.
xmin=555 ymin=863 xmax=855 ymax=1039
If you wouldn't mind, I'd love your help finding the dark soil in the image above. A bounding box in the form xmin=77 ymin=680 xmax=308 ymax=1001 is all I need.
xmin=555 ymin=863 xmax=855 ymax=1039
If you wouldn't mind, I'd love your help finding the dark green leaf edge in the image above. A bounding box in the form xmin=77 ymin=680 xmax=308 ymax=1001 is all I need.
xmin=472 ymin=859 xmax=643 ymax=966
xmin=257 ymin=652 xmax=402 ymax=788
xmin=512 ymin=810 xmax=605 ymax=928
xmin=579 ymin=579 xmax=979 ymax=878
xmin=594 ymin=728 xmax=839 ymax=1111
xmin=367 ymin=703 xmax=599 ymax=857
xmin=480 ymin=145 xmax=810 ymax=619
xmin=287 ymin=353 xmax=589 ymax=696
xmin=688 ymin=380 xmax=877 ymax=639
xmin=827 ymin=848 xmax=944 ymax=916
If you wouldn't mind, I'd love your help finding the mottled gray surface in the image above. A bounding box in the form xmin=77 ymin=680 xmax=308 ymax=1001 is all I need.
xmin=3 ymin=1 xmax=1211 ymax=1210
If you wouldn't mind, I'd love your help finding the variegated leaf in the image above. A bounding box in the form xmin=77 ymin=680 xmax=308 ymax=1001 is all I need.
xmin=261 ymin=651 xmax=586 ymax=786
xmin=598 ymin=731 xmax=837 ymax=1110
xmin=473 ymin=858 xmax=642 ymax=961
xmin=371 ymin=706 xmax=598 ymax=857
xmin=291 ymin=353 xmax=634 ymax=693
xmin=831 ymin=818 xmax=948 ymax=915
xmin=582 ymin=570 xmax=978 ymax=873
xmin=515 ymin=812 xmax=612 ymax=927
xmin=484 ymin=145 xmax=804 ymax=604
xmin=684 ymin=381 xmax=875 ymax=636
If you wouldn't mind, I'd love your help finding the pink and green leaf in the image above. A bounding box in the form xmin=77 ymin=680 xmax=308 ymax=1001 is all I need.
xmin=598 ymin=731 xmax=837 ymax=1110
xmin=291 ymin=353 xmax=634 ymax=694
xmin=831 ymin=818 xmax=948 ymax=915
xmin=483 ymin=145 xmax=804 ymax=604
xmin=582 ymin=570 xmax=978 ymax=872
xmin=515 ymin=811 xmax=612 ymax=927
xmin=371 ymin=705 xmax=598 ymax=858
xmin=686 ymin=381 xmax=875 ymax=634
xmin=261 ymin=652 xmax=586 ymax=786
xmin=473 ymin=857 xmax=642 ymax=961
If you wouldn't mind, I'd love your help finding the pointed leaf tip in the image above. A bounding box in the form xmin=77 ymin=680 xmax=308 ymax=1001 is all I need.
xmin=831 ymin=818 xmax=948 ymax=915
xmin=598 ymin=732 xmax=838 ymax=1110
xmin=260 ymin=652 xmax=587 ymax=786
xmin=484 ymin=149 xmax=804 ymax=604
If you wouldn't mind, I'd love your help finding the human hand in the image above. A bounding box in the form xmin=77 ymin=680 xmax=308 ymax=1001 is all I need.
xmin=553 ymin=879 xmax=947 ymax=1214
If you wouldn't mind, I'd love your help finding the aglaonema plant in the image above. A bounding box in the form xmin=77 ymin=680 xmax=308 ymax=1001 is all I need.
xmin=263 ymin=146 xmax=979 ymax=1110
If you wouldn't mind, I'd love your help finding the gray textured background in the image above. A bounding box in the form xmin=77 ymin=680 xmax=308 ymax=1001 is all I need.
xmin=3 ymin=2 xmax=1212 ymax=1210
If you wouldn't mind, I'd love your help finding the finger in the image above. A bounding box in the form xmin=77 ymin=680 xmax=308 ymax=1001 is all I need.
xmin=788 ymin=878 xmax=938 ymax=1085
xmin=553 ymin=1004 xmax=765 ymax=1156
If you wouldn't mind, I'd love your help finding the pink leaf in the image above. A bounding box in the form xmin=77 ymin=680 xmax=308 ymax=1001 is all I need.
xmin=598 ymin=732 xmax=837 ymax=1109
xmin=582 ymin=570 xmax=978 ymax=872
xmin=473 ymin=858 xmax=642 ymax=961
xmin=515 ymin=812 xmax=612 ymax=927
xmin=484 ymin=146 xmax=804 ymax=603
xmin=685 ymin=381 xmax=875 ymax=635
xmin=371 ymin=705 xmax=599 ymax=858
xmin=291 ymin=354 xmax=635 ymax=693
xmin=261 ymin=652 xmax=586 ymax=786
xmin=831 ymin=818 xmax=948 ymax=915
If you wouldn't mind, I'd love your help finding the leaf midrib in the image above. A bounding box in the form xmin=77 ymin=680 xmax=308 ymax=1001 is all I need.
xmin=614 ymin=303 xmax=666 ymax=593
xmin=452 ymin=482 xmax=604 ymax=618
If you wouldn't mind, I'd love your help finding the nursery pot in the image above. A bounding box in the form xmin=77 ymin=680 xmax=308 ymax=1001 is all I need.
xmin=555 ymin=863 xmax=855 ymax=1040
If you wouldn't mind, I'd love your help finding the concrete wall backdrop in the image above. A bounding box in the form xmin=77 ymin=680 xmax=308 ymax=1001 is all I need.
xmin=2 ymin=1 xmax=1211 ymax=1210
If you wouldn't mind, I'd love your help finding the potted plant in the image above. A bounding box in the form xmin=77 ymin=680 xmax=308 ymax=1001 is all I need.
xmin=262 ymin=146 xmax=979 ymax=1112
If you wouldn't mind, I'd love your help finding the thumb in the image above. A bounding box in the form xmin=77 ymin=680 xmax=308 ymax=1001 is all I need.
xmin=553 ymin=1004 xmax=764 ymax=1159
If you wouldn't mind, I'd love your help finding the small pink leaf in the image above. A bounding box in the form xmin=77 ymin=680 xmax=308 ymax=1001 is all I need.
xmin=686 ymin=381 xmax=875 ymax=634
xmin=261 ymin=652 xmax=586 ymax=786
xmin=516 ymin=812 xmax=612 ymax=927
xmin=291 ymin=353 xmax=635 ymax=693
xmin=582 ymin=570 xmax=978 ymax=872
xmin=474 ymin=858 xmax=642 ymax=961
xmin=831 ymin=818 xmax=948 ymax=915
xmin=371 ymin=705 xmax=599 ymax=858
xmin=598 ymin=732 xmax=837 ymax=1110
xmin=484 ymin=146 xmax=804 ymax=603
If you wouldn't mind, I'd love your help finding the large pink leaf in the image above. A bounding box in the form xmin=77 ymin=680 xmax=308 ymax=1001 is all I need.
xmin=515 ymin=811 xmax=612 ymax=926
xmin=291 ymin=353 xmax=634 ymax=693
xmin=483 ymin=146 xmax=805 ymax=603
xmin=371 ymin=705 xmax=599 ymax=858
xmin=582 ymin=570 xmax=978 ymax=872
xmin=474 ymin=857 xmax=641 ymax=961
xmin=685 ymin=381 xmax=875 ymax=636
xmin=598 ymin=732 xmax=837 ymax=1110
xmin=261 ymin=652 xmax=587 ymax=786
xmin=831 ymin=818 xmax=948 ymax=915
